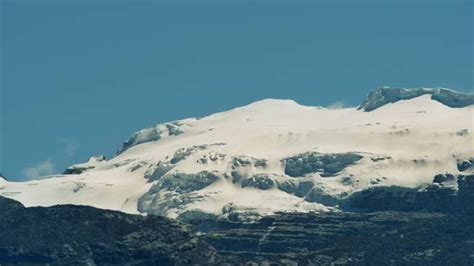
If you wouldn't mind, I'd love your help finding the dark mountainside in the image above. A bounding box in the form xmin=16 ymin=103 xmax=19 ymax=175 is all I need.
xmin=182 ymin=174 xmax=474 ymax=265
xmin=1 ymin=175 xmax=473 ymax=265
xmin=190 ymin=212 xmax=474 ymax=265
xmin=0 ymin=196 xmax=220 ymax=265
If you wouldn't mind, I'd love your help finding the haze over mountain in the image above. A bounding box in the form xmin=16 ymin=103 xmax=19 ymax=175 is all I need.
xmin=1 ymin=87 xmax=473 ymax=220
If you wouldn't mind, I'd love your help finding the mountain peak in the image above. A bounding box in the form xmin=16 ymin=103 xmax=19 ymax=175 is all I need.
xmin=358 ymin=86 xmax=474 ymax=112
xmin=239 ymin=98 xmax=300 ymax=110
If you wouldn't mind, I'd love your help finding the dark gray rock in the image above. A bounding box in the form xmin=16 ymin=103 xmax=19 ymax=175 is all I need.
xmin=277 ymin=180 xmax=298 ymax=194
xmin=432 ymin=173 xmax=456 ymax=184
xmin=155 ymin=171 xmax=220 ymax=193
xmin=342 ymin=174 xmax=474 ymax=213
xmin=118 ymin=122 xmax=185 ymax=154
xmin=231 ymin=156 xmax=267 ymax=169
xmin=304 ymin=187 xmax=340 ymax=206
xmin=458 ymin=158 xmax=474 ymax=172
xmin=137 ymin=171 xmax=220 ymax=216
xmin=62 ymin=166 xmax=95 ymax=175
xmin=145 ymin=161 xmax=174 ymax=182
xmin=294 ymin=180 xmax=315 ymax=198
xmin=283 ymin=152 xmax=363 ymax=177
xmin=359 ymin=87 xmax=474 ymax=112
xmin=191 ymin=211 xmax=474 ymax=265
xmin=0 ymin=196 xmax=220 ymax=265
xmin=241 ymin=175 xmax=275 ymax=190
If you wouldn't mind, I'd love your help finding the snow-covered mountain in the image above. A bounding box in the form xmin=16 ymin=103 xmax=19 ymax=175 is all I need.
xmin=1 ymin=87 xmax=473 ymax=219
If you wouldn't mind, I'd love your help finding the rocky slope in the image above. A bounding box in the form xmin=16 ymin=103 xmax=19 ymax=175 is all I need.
xmin=182 ymin=174 xmax=474 ymax=265
xmin=0 ymin=196 xmax=220 ymax=265
xmin=191 ymin=211 xmax=474 ymax=265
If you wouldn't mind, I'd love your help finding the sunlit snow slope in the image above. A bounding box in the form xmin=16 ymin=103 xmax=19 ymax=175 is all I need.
xmin=1 ymin=87 xmax=473 ymax=219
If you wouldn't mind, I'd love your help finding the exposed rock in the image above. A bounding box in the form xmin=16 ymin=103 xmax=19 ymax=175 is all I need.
xmin=170 ymin=144 xmax=226 ymax=164
xmin=197 ymin=152 xmax=226 ymax=164
xmin=153 ymin=171 xmax=220 ymax=193
xmin=89 ymin=155 xmax=106 ymax=162
xmin=63 ymin=166 xmax=95 ymax=175
xmin=342 ymin=174 xmax=474 ymax=212
xmin=145 ymin=161 xmax=174 ymax=182
xmin=0 ymin=196 xmax=220 ymax=265
xmin=241 ymin=175 xmax=275 ymax=190
xmin=63 ymin=155 xmax=107 ymax=175
xmin=145 ymin=145 xmax=226 ymax=181
xmin=277 ymin=180 xmax=298 ymax=194
xmin=457 ymin=158 xmax=474 ymax=172
xmin=231 ymin=156 xmax=267 ymax=169
xmin=294 ymin=180 xmax=315 ymax=198
xmin=189 ymin=211 xmax=474 ymax=265
xmin=359 ymin=87 xmax=474 ymax=112
xmin=433 ymin=173 xmax=456 ymax=184
xmin=304 ymin=187 xmax=339 ymax=206
xmin=119 ymin=122 xmax=187 ymax=154
xmin=138 ymin=171 xmax=221 ymax=216
xmin=455 ymin=129 xmax=469 ymax=136
xmin=219 ymin=203 xmax=263 ymax=221
xmin=283 ymin=152 xmax=363 ymax=177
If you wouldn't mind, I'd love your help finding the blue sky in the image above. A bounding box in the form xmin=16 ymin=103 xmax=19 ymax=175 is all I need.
xmin=1 ymin=1 xmax=472 ymax=181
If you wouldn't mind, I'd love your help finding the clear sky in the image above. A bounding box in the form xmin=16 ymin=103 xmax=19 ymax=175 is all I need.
xmin=1 ymin=1 xmax=472 ymax=181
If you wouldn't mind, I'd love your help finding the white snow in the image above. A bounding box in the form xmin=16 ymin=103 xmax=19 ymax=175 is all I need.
xmin=1 ymin=93 xmax=473 ymax=218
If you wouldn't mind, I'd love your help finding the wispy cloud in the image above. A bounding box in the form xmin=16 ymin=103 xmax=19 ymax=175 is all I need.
xmin=22 ymin=159 xmax=56 ymax=179
xmin=58 ymin=138 xmax=79 ymax=158
xmin=326 ymin=101 xmax=349 ymax=110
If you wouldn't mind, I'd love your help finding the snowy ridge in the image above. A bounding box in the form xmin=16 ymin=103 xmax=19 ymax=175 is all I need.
xmin=1 ymin=88 xmax=473 ymax=219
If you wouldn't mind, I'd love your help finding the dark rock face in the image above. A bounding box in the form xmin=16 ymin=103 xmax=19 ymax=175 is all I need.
xmin=342 ymin=175 xmax=474 ymax=212
xmin=433 ymin=173 xmax=455 ymax=184
xmin=283 ymin=152 xmax=363 ymax=177
xmin=304 ymin=187 xmax=339 ymax=206
xmin=145 ymin=161 xmax=174 ymax=182
xmin=458 ymin=158 xmax=474 ymax=172
xmin=187 ymin=211 xmax=474 ymax=265
xmin=294 ymin=180 xmax=315 ymax=197
xmin=358 ymin=87 xmax=474 ymax=112
xmin=0 ymin=196 xmax=220 ymax=265
xmin=119 ymin=122 xmax=185 ymax=154
xmin=137 ymin=171 xmax=221 ymax=216
xmin=62 ymin=166 xmax=95 ymax=175
xmin=155 ymin=171 xmax=220 ymax=193
xmin=241 ymin=175 xmax=275 ymax=190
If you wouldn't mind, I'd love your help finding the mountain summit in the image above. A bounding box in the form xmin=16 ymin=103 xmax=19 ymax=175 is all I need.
xmin=1 ymin=87 xmax=473 ymax=220
xmin=358 ymin=86 xmax=474 ymax=111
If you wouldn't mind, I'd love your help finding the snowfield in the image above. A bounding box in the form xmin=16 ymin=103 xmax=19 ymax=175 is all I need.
xmin=1 ymin=87 xmax=473 ymax=219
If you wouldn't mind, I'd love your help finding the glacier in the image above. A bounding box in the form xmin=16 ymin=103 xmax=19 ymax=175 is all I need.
xmin=1 ymin=87 xmax=473 ymax=220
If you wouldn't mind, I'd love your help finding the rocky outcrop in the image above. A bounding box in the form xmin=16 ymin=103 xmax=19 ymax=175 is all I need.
xmin=119 ymin=122 xmax=188 ymax=154
xmin=138 ymin=171 xmax=221 ymax=216
xmin=342 ymin=174 xmax=474 ymax=212
xmin=283 ymin=152 xmax=363 ymax=177
xmin=241 ymin=175 xmax=275 ymax=190
xmin=63 ymin=155 xmax=106 ymax=175
xmin=458 ymin=158 xmax=474 ymax=172
xmin=0 ymin=196 xmax=220 ymax=265
xmin=358 ymin=87 xmax=474 ymax=111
